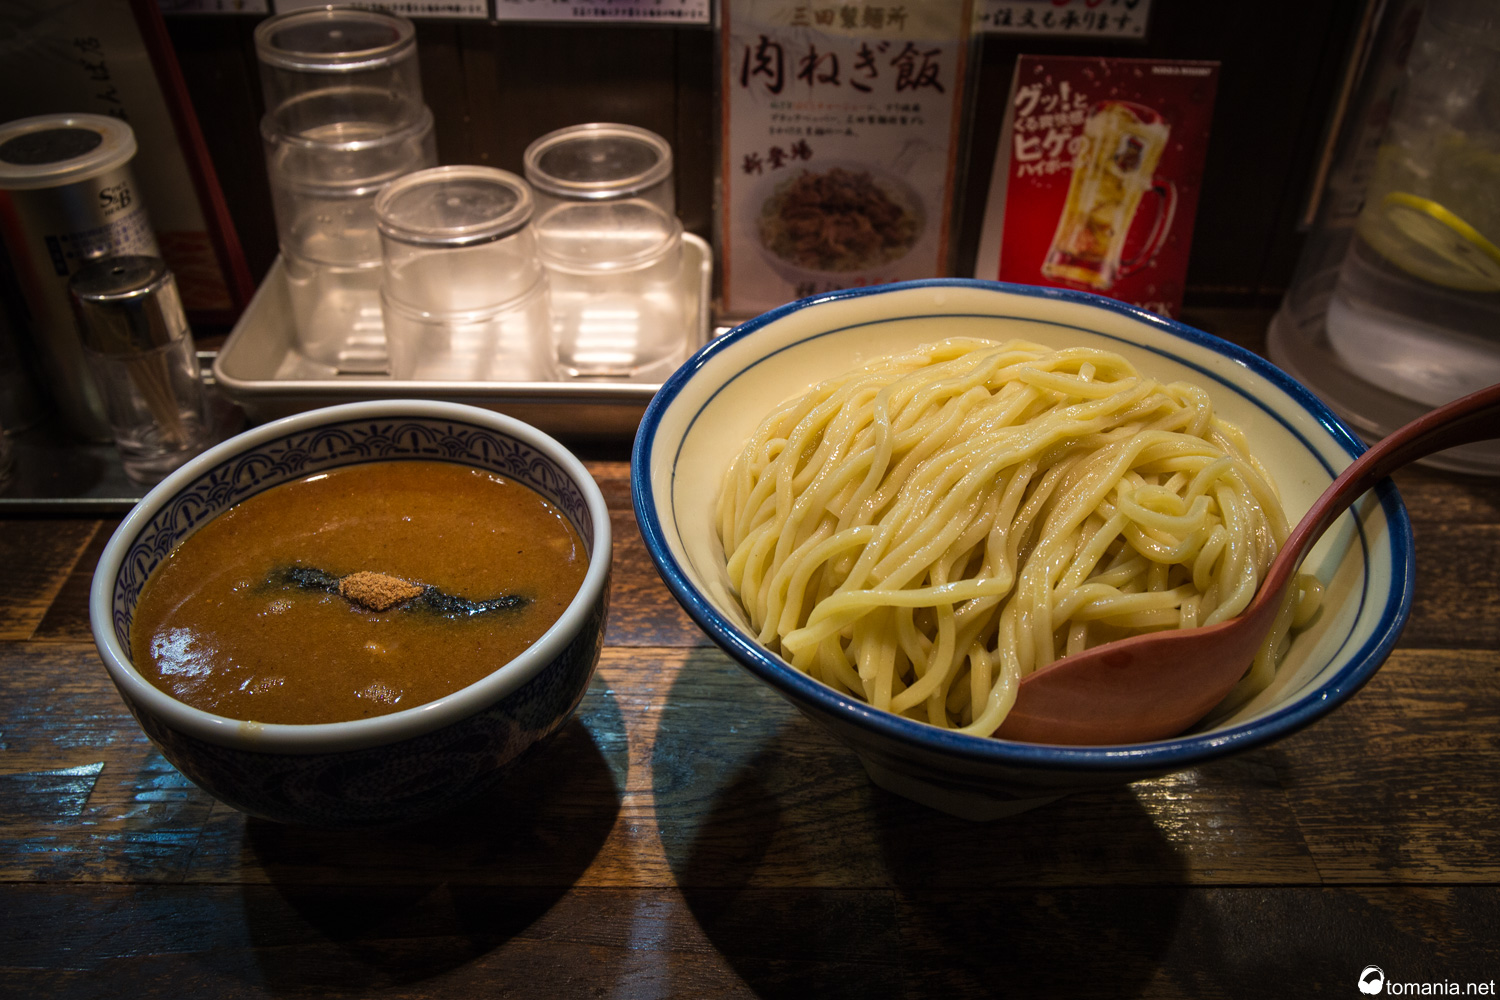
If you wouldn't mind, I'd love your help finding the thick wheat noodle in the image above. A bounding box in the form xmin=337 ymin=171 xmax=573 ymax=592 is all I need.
xmin=716 ymin=338 xmax=1322 ymax=737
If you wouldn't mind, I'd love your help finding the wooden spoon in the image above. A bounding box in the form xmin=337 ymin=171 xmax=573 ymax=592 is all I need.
xmin=993 ymin=381 xmax=1500 ymax=746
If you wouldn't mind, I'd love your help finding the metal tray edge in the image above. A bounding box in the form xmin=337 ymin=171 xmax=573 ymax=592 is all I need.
xmin=213 ymin=233 xmax=715 ymax=437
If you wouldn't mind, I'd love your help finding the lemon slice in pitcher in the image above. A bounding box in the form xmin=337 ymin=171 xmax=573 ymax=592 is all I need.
xmin=1364 ymin=191 xmax=1500 ymax=292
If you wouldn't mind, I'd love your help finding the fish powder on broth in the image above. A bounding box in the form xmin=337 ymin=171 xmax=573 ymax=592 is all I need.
xmin=130 ymin=461 xmax=588 ymax=725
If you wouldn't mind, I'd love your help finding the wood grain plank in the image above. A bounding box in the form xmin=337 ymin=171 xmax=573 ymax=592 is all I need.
xmin=457 ymin=25 xmax=683 ymax=177
xmin=160 ymin=15 xmax=278 ymax=281
xmin=582 ymin=454 xmax=715 ymax=648
xmin=34 ymin=517 xmax=117 ymax=643
xmin=1275 ymin=647 xmax=1500 ymax=883
xmin=1401 ymin=524 xmax=1500 ymax=649
xmin=169 ymin=645 xmax=1320 ymax=889
xmin=0 ymin=520 xmax=99 ymax=640
xmin=672 ymin=26 xmax=718 ymax=240
xmin=605 ymin=511 xmax=711 ymax=648
xmin=1393 ymin=467 xmax=1500 ymax=525
xmin=594 ymin=647 xmax=1321 ymax=889
xmin=581 ymin=456 xmax=633 ymax=509
xmin=1 ymin=644 xmax=1315 ymax=889
xmin=2 ymin=651 xmax=1490 ymax=892
xmin=2 ymin=884 xmax=1494 ymax=999
xmin=892 ymin=886 xmax=1500 ymax=999
xmin=0 ymin=885 xmax=741 ymax=999
xmin=413 ymin=24 xmax=470 ymax=172
xmin=0 ymin=642 xmax=217 ymax=884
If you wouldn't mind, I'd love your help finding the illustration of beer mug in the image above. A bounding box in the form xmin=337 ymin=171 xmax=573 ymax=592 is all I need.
xmin=1042 ymin=101 xmax=1176 ymax=291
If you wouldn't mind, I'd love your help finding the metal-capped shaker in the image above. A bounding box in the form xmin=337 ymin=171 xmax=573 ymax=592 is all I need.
xmin=68 ymin=256 xmax=209 ymax=485
xmin=0 ymin=113 xmax=159 ymax=441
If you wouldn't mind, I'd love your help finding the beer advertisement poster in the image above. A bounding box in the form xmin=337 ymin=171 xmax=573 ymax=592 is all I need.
xmin=720 ymin=0 xmax=971 ymax=320
xmin=973 ymin=56 xmax=1220 ymax=318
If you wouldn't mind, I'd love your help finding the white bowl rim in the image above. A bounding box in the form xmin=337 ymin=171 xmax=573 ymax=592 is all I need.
xmin=91 ymin=399 xmax=612 ymax=755
xmin=631 ymin=278 xmax=1415 ymax=771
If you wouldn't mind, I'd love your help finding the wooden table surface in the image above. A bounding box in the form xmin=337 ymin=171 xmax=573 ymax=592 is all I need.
xmin=2 ymin=311 xmax=1497 ymax=998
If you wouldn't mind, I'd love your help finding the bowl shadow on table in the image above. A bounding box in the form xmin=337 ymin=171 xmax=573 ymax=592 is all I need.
xmin=653 ymin=656 xmax=1191 ymax=1000
xmin=228 ymin=677 xmax=627 ymax=995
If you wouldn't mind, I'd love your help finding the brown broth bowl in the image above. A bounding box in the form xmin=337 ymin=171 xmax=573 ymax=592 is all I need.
xmin=91 ymin=400 xmax=611 ymax=827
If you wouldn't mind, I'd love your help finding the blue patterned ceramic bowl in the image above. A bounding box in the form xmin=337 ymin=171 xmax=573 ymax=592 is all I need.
xmin=91 ymin=400 xmax=611 ymax=826
xmin=633 ymin=280 xmax=1414 ymax=820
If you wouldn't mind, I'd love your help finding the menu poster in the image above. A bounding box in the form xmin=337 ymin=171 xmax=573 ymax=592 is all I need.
xmin=974 ymin=56 xmax=1219 ymax=319
xmin=720 ymin=0 xmax=972 ymax=319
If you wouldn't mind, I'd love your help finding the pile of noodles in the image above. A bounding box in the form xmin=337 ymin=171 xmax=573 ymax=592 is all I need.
xmin=716 ymin=338 xmax=1321 ymax=737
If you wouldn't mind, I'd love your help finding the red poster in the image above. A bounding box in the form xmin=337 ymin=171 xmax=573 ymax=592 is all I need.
xmin=975 ymin=56 xmax=1219 ymax=318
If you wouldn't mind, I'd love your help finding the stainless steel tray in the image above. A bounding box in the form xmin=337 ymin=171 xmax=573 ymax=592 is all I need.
xmin=0 ymin=362 xmax=244 ymax=514
xmin=213 ymin=233 xmax=714 ymax=439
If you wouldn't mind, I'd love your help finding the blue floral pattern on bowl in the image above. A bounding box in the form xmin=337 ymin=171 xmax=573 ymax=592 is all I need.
xmin=110 ymin=416 xmax=593 ymax=650
xmin=93 ymin=404 xmax=611 ymax=827
xmin=132 ymin=592 xmax=607 ymax=827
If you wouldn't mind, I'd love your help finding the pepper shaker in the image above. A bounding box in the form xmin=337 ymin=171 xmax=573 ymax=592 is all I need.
xmin=68 ymin=256 xmax=210 ymax=484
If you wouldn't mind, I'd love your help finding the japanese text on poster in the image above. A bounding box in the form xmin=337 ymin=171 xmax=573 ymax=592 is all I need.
xmin=974 ymin=56 xmax=1219 ymax=318
xmin=975 ymin=0 xmax=1151 ymax=38
xmin=273 ymin=0 xmax=488 ymax=18
xmin=495 ymin=0 xmax=710 ymax=23
xmin=721 ymin=0 xmax=970 ymax=318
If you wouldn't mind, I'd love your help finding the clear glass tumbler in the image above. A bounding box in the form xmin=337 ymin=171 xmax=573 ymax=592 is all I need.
xmin=256 ymin=5 xmax=434 ymax=371
xmin=535 ymin=198 xmax=686 ymax=378
xmin=264 ymin=105 xmax=435 ymax=369
xmin=523 ymin=123 xmax=675 ymax=220
xmin=254 ymin=6 xmax=425 ymax=132
xmin=376 ymin=166 xmax=555 ymax=381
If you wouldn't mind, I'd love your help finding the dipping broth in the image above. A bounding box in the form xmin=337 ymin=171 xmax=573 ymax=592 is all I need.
xmin=130 ymin=460 xmax=588 ymax=725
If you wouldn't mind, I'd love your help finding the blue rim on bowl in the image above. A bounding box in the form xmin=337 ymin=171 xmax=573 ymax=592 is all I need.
xmin=92 ymin=398 xmax=613 ymax=756
xmin=631 ymin=278 xmax=1415 ymax=773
